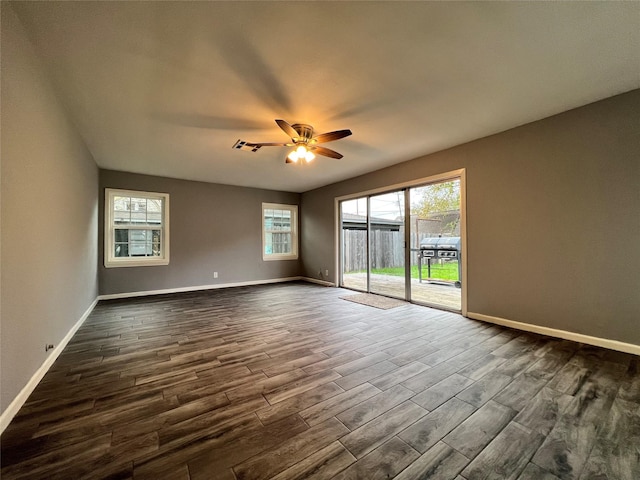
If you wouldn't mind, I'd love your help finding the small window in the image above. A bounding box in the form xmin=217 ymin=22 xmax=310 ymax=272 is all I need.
xmin=262 ymin=203 xmax=298 ymax=261
xmin=105 ymin=188 xmax=169 ymax=267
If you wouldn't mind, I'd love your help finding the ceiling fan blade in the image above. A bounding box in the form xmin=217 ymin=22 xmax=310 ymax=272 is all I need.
xmin=249 ymin=142 xmax=292 ymax=147
xmin=233 ymin=140 xmax=292 ymax=152
xmin=311 ymin=146 xmax=343 ymax=159
xmin=313 ymin=129 xmax=352 ymax=144
xmin=275 ymin=119 xmax=299 ymax=139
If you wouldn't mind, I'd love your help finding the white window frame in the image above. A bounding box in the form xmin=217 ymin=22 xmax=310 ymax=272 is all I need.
xmin=262 ymin=203 xmax=298 ymax=261
xmin=104 ymin=188 xmax=170 ymax=268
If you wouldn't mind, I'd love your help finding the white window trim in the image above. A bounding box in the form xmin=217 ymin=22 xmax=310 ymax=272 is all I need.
xmin=262 ymin=202 xmax=298 ymax=261
xmin=104 ymin=188 xmax=170 ymax=268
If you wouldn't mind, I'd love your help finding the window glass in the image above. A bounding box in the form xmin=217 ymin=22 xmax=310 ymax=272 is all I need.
xmin=262 ymin=203 xmax=298 ymax=261
xmin=105 ymin=189 xmax=169 ymax=267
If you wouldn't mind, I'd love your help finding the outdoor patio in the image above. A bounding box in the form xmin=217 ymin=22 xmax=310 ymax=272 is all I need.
xmin=341 ymin=272 xmax=461 ymax=311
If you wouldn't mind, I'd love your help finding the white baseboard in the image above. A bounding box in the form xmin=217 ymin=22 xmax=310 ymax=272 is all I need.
xmin=97 ymin=276 xmax=305 ymax=300
xmin=467 ymin=311 xmax=640 ymax=356
xmin=300 ymin=277 xmax=336 ymax=287
xmin=0 ymin=297 xmax=99 ymax=435
xmin=1 ymin=277 xmax=331 ymax=434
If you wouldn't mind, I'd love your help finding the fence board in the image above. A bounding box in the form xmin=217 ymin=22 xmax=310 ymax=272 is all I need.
xmin=342 ymin=229 xmax=459 ymax=273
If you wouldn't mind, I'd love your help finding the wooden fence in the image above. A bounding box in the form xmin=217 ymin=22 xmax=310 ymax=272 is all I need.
xmin=342 ymin=212 xmax=460 ymax=273
xmin=342 ymin=229 xmax=399 ymax=272
xmin=342 ymin=228 xmax=460 ymax=273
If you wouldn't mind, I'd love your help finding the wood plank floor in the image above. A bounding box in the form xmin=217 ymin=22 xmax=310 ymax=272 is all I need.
xmin=2 ymin=282 xmax=638 ymax=480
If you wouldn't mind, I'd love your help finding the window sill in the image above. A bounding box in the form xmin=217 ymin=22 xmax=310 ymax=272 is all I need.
xmin=263 ymin=255 xmax=298 ymax=262
xmin=104 ymin=259 xmax=170 ymax=268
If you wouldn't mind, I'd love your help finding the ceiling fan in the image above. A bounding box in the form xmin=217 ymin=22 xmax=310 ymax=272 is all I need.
xmin=233 ymin=119 xmax=352 ymax=164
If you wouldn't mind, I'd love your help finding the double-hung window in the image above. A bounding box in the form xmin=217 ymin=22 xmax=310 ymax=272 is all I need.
xmin=262 ymin=203 xmax=298 ymax=261
xmin=105 ymin=188 xmax=170 ymax=267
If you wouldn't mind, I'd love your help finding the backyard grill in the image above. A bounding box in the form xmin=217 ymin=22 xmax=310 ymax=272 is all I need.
xmin=418 ymin=236 xmax=461 ymax=288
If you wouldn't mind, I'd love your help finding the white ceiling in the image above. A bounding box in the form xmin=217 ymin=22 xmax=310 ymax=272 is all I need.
xmin=10 ymin=1 xmax=640 ymax=193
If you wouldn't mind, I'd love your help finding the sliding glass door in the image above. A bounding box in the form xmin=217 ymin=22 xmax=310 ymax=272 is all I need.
xmin=339 ymin=172 xmax=464 ymax=313
xmin=339 ymin=191 xmax=406 ymax=301
xmin=340 ymin=197 xmax=368 ymax=292
xmin=369 ymin=191 xmax=406 ymax=299
xmin=408 ymin=179 xmax=462 ymax=311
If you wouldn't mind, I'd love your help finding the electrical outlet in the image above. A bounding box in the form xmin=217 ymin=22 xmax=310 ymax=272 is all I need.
xmin=214 ymin=272 xmax=218 ymax=279
xmin=325 ymin=269 xmax=329 ymax=277
xmin=45 ymin=344 xmax=54 ymax=352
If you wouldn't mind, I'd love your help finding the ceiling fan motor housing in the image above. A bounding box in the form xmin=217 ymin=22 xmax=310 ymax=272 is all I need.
xmin=291 ymin=124 xmax=314 ymax=144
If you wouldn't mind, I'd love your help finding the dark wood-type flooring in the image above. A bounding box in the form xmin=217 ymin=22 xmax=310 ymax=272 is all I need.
xmin=2 ymin=282 xmax=639 ymax=479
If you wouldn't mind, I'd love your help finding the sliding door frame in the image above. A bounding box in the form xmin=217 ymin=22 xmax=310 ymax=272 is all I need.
xmin=404 ymin=188 xmax=412 ymax=301
xmin=335 ymin=168 xmax=467 ymax=316
xmin=366 ymin=197 xmax=371 ymax=293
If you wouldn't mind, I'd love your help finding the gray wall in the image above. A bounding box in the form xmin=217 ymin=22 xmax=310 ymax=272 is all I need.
xmin=1 ymin=6 xmax=99 ymax=413
xmin=99 ymin=170 xmax=301 ymax=295
xmin=302 ymin=90 xmax=640 ymax=345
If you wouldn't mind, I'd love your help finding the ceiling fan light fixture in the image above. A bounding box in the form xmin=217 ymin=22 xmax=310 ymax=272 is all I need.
xmin=304 ymin=150 xmax=315 ymax=163
xmin=287 ymin=150 xmax=300 ymax=162
xmin=288 ymin=144 xmax=314 ymax=163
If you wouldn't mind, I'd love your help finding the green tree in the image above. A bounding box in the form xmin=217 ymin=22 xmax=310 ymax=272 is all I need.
xmin=411 ymin=181 xmax=460 ymax=217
